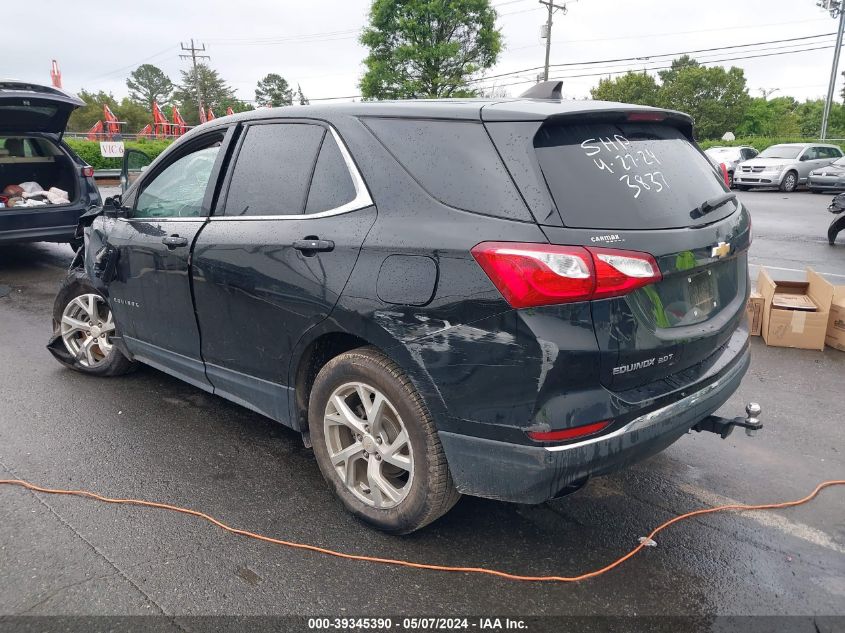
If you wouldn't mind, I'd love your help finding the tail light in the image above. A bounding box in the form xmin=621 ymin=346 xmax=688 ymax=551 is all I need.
xmin=470 ymin=242 xmax=661 ymax=308
xmin=81 ymin=166 xmax=95 ymax=178
xmin=527 ymin=420 xmax=610 ymax=442
xmin=719 ymin=162 xmax=729 ymax=187
xmin=627 ymin=111 xmax=665 ymax=122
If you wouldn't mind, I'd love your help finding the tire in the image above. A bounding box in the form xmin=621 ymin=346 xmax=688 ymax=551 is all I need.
xmin=309 ymin=346 xmax=459 ymax=534
xmin=51 ymin=270 xmax=136 ymax=377
xmin=829 ymin=214 xmax=845 ymax=245
xmin=67 ymin=237 xmax=83 ymax=252
xmin=779 ymin=171 xmax=798 ymax=193
xmin=727 ymin=171 xmax=734 ymax=189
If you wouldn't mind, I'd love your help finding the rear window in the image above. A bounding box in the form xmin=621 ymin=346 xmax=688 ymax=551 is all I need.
xmin=363 ymin=118 xmax=530 ymax=221
xmin=535 ymin=122 xmax=733 ymax=230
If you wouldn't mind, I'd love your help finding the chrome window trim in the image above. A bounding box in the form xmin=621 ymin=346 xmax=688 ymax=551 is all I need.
xmin=211 ymin=125 xmax=373 ymax=221
xmin=543 ymin=355 xmax=747 ymax=453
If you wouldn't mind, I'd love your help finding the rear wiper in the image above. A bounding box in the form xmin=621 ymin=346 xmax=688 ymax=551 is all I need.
xmin=690 ymin=193 xmax=736 ymax=220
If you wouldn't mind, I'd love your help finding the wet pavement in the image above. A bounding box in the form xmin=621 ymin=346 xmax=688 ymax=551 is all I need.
xmin=0 ymin=191 xmax=843 ymax=627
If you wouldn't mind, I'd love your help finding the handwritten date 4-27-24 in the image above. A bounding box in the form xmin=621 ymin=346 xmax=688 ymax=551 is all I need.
xmin=580 ymin=136 xmax=670 ymax=199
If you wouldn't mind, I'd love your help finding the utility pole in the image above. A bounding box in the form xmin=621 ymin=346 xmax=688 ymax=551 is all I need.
xmin=180 ymin=39 xmax=210 ymax=122
xmin=819 ymin=0 xmax=845 ymax=140
xmin=539 ymin=0 xmax=572 ymax=82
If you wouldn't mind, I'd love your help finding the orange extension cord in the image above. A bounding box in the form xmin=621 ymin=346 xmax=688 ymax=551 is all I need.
xmin=1 ymin=478 xmax=842 ymax=583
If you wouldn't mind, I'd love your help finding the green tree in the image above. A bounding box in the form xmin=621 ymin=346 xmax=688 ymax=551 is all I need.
xmin=219 ymin=99 xmax=254 ymax=116
xmin=657 ymin=54 xmax=700 ymax=84
xmin=115 ymin=98 xmax=153 ymax=135
xmin=360 ymin=0 xmax=502 ymax=99
xmin=255 ymin=73 xmax=293 ymax=107
xmin=126 ymin=64 xmax=174 ymax=107
xmin=736 ymin=96 xmax=800 ymax=137
xmin=590 ymin=72 xmax=660 ymax=106
xmin=174 ymin=63 xmax=237 ymax=125
xmin=296 ymin=84 xmax=309 ymax=105
xmin=658 ymin=63 xmax=750 ymax=139
xmin=67 ymin=90 xmax=118 ymax=132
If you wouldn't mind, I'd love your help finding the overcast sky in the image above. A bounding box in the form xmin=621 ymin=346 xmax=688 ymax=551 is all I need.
xmin=3 ymin=0 xmax=841 ymax=106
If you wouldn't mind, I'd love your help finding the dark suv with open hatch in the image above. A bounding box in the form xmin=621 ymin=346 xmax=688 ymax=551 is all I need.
xmin=0 ymin=81 xmax=101 ymax=248
xmin=49 ymin=88 xmax=753 ymax=533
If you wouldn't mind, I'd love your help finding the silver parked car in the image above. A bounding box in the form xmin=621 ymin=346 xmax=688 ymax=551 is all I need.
xmin=809 ymin=156 xmax=845 ymax=193
xmin=733 ymin=143 xmax=843 ymax=192
xmin=704 ymin=145 xmax=758 ymax=188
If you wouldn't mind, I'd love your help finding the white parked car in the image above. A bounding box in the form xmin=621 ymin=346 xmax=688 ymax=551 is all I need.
xmin=704 ymin=146 xmax=758 ymax=188
xmin=733 ymin=143 xmax=843 ymax=192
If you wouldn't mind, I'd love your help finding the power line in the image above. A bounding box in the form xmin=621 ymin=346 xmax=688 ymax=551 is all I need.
xmin=466 ymin=31 xmax=836 ymax=83
xmin=531 ymin=38 xmax=837 ymax=77
xmin=78 ymin=46 xmax=175 ymax=84
xmin=505 ymin=17 xmax=829 ymax=51
xmin=472 ymin=42 xmax=841 ymax=90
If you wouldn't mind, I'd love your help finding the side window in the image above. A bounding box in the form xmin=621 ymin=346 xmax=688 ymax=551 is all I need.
xmin=223 ymin=123 xmax=324 ymax=216
xmin=305 ymin=132 xmax=356 ymax=213
xmin=363 ymin=118 xmax=529 ymax=221
xmin=804 ymin=147 xmax=820 ymax=161
xmin=135 ymin=144 xmax=220 ymax=218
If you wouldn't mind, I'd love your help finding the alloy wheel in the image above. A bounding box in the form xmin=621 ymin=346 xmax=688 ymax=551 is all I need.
xmin=783 ymin=173 xmax=797 ymax=192
xmin=60 ymin=294 xmax=116 ymax=368
xmin=323 ymin=381 xmax=413 ymax=509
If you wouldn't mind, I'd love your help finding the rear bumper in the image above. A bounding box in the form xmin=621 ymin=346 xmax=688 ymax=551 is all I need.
xmin=439 ymin=340 xmax=750 ymax=503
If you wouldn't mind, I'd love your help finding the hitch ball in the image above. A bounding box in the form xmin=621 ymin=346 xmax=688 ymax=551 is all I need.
xmin=745 ymin=402 xmax=762 ymax=437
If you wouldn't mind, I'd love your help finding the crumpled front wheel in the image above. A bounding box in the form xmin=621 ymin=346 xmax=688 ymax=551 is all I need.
xmin=48 ymin=270 xmax=136 ymax=377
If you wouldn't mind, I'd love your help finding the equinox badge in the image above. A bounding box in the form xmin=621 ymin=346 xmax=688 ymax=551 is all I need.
xmin=710 ymin=241 xmax=731 ymax=259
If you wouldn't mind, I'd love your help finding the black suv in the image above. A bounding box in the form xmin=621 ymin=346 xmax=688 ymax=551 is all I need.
xmin=49 ymin=94 xmax=752 ymax=533
xmin=0 ymin=81 xmax=101 ymax=248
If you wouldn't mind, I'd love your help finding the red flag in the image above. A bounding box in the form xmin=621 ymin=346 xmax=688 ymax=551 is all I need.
xmin=103 ymin=104 xmax=120 ymax=139
xmin=207 ymin=108 xmax=216 ymax=121
xmin=171 ymin=106 xmax=187 ymax=136
xmin=226 ymin=106 xmax=234 ymax=116
xmin=136 ymin=124 xmax=153 ymax=140
xmin=86 ymin=120 xmax=104 ymax=141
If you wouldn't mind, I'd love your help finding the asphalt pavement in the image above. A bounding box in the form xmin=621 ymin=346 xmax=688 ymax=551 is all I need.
xmin=0 ymin=190 xmax=843 ymax=629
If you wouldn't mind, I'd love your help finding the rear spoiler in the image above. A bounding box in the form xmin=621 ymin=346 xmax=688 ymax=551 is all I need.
xmin=480 ymin=100 xmax=695 ymax=141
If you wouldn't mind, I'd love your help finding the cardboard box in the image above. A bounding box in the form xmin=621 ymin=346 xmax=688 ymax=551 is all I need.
xmin=746 ymin=291 xmax=764 ymax=336
xmin=758 ymin=268 xmax=833 ymax=351
xmin=827 ymin=286 xmax=845 ymax=352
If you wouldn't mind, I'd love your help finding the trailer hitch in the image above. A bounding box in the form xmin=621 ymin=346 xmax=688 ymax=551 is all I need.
xmin=693 ymin=403 xmax=762 ymax=439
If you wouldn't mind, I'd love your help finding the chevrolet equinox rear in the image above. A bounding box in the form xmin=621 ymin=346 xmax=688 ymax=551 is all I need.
xmin=50 ymin=94 xmax=752 ymax=533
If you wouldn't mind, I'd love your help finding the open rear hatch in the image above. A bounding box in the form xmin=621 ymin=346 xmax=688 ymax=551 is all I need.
xmin=483 ymin=104 xmax=751 ymax=392
xmin=0 ymin=81 xmax=84 ymax=138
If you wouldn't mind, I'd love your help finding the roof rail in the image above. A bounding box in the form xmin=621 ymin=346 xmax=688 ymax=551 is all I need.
xmin=519 ymin=81 xmax=563 ymax=100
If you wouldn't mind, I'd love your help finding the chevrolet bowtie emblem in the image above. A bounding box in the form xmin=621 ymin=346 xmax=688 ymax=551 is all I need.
xmin=711 ymin=242 xmax=731 ymax=258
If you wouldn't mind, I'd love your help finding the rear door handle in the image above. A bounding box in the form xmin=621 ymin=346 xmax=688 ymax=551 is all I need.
xmin=162 ymin=235 xmax=189 ymax=248
xmin=293 ymin=239 xmax=334 ymax=253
